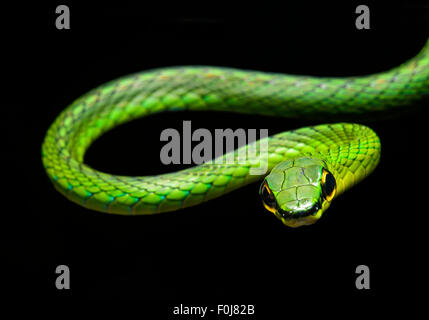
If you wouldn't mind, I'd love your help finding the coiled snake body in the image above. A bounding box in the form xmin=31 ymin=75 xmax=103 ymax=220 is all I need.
xmin=42 ymin=40 xmax=429 ymax=227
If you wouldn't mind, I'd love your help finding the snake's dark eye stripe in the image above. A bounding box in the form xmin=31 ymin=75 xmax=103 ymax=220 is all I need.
xmin=321 ymin=169 xmax=337 ymax=202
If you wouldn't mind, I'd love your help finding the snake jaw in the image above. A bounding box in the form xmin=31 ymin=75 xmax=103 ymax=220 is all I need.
xmin=280 ymin=214 xmax=321 ymax=228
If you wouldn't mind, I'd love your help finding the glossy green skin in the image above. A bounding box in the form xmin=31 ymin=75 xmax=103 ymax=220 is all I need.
xmin=42 ymin=40 xmax=429 ymax=225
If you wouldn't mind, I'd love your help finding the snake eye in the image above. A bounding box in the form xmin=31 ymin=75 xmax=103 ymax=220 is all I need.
xmin=260 ymin=181 xmax=277 ymax=213
xmin=321 ymin=169 xmax=337 ymax=202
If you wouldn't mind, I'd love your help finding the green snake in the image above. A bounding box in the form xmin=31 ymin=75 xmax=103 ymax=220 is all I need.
xmin=42 ymin=39 xmax=429 ymax=227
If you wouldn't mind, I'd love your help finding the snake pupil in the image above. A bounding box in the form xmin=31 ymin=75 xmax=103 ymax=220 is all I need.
xmin=322 ymin=170 xmax=336 ymax=201
xmin=260 ymin=182 xmax=276 ymax=209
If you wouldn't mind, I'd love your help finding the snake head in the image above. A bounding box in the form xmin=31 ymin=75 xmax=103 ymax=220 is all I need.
xmin=259 ymin=157 xmax=337 ymax=228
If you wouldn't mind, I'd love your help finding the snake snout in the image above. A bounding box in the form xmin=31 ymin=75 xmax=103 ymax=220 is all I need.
xmin=277 ymin=201 xmax=323 ymax=228
xmin=278 ymin=201 xmax=321 ymax=219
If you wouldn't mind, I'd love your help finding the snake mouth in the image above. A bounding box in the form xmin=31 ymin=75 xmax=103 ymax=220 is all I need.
xmin=277 ymin=201 xmax=322 ymax=220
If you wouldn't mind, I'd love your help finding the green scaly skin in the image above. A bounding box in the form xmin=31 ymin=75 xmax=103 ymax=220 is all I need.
xmin=42 ymin=40 xmax=429 ymax=227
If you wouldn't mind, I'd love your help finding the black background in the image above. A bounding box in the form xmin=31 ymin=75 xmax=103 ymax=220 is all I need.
xmin=4 ymin=0 xmax=428 ymax=311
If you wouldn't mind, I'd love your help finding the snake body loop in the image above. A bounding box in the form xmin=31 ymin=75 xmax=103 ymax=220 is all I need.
xmin=42 ymin=40 xmax=429 ymax=222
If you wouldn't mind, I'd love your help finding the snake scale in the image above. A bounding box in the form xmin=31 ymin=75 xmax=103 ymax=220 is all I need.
xmin=42 ymin=39 xmax=429 ymax=227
